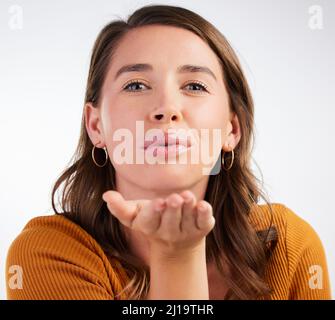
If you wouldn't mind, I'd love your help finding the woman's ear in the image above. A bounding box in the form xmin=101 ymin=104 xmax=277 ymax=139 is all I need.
xmin=225 ymin=113 xmax=241 ymax=150
xmin=84 ymin=102 xmax=105 ymax=147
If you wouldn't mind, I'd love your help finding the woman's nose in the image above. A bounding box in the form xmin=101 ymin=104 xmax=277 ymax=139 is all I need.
xmin=149 ymin=107 xmax=183 ymax=123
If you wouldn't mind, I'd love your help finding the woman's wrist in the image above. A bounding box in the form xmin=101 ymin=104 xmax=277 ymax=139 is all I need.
xmin=149 ymin=238 xmax=206 ymax=262
xmin=147 ymin=239 xmax=209 ymax=299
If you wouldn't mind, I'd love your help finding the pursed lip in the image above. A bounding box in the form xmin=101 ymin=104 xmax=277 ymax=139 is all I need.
xmin=142 ymin=131 xmax=193 ymax=150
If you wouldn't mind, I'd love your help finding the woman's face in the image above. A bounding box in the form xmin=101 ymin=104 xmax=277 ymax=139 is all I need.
xmin=86 ymin=25 xmax=240 ymax=193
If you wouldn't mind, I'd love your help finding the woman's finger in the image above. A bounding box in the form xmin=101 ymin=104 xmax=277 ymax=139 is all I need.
xmin=102 ymin=190 xmax=140 ymax=228
xmin=132 ymin=198 xmax=165 ymax=235
xmin=179 ymin=190 xmax=197 ymax=234
xmin=158 ymin=193 xmax=184 ymax=238
xmin=196 ymin=200 xmax=215 ymax=233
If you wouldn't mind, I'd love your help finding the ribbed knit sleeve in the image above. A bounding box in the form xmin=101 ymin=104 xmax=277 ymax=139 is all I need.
xmin=284 ymin=205 xmax=332 ymax=299
xmin=249 ymin=203 xmax=332 ymax=300
xmin=6 ymin=215 xmax=130 ymax=300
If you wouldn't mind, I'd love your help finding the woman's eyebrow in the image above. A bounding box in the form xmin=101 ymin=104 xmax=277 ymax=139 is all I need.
xmin=114 ymin=63 xmax=217 ymax=81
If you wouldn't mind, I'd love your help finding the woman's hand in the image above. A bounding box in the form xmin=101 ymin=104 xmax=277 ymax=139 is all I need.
xmin=102 ymin=190 xmax=215 ymax=255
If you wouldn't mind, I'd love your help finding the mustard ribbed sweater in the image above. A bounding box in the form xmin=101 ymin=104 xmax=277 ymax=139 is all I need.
xmin=6 ymin=203 xmax=332 ymax=299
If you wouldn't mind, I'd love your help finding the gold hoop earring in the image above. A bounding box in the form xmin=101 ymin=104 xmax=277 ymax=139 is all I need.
xmin=92 ymin=142 xmax=108 ymax=167
xmin=222 ymin=149 xmax=234 ymax=171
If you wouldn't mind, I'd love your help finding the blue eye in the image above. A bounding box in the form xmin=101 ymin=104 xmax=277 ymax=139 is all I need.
xmin=122 ymin=80 xmax=209 ymax=93
xmin=123 ymin=80 xmax=148 ymax=92
xmin=184 ymin=82 xmax=208 ymax=92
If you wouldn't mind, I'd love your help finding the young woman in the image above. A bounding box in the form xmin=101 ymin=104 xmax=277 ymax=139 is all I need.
xmin=6 ymin=4 xmax=331 ymax=300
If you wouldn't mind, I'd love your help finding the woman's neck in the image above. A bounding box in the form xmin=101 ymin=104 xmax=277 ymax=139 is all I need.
xmin=115 ymin=174 xmax=209 ymax=201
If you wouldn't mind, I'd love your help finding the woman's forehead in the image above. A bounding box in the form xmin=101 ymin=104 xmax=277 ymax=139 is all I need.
xmin=111 ymin=25 xmax=222 ymax=75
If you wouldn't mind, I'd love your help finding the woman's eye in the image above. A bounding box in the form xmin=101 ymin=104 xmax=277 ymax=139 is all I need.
xmin=122 ymin=80 xmax=208 ymax=93
xmin=184 ymin=82 xmax=208 ymax=93
xmin=123 ymin=81 xmax=149 ymax=92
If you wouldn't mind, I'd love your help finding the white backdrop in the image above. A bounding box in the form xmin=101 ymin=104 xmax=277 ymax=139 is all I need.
xmin=0 ymin=0 xmax=334 ymax=299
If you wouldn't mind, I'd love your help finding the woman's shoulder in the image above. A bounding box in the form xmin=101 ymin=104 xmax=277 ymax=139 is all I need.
xmin=8 ymin=214 xmax=102 ymax=255
xmin=249 ymin=202 xmax=331 ymax=299
xmin=249 ymin=202 xmax=324 ymax=246
xmin=6 ymin=214 xmax=129 ymax=299
xmin=249 ymin=202 xmax=327 ymax=257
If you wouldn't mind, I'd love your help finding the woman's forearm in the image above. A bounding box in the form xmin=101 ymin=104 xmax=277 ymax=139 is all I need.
xmin=146 ymin=241 xmax=209 ymax=300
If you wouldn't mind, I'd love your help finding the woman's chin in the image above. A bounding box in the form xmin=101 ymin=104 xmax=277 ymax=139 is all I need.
xmin=145 ymin=162 xmax=201 ymax=175
xmin=142 ymin=165 xmax=203 ymax=187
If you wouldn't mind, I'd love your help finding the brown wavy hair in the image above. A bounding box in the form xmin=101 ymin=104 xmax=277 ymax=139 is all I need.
xmin=51 ymin=4 xmax=278 ymax=300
